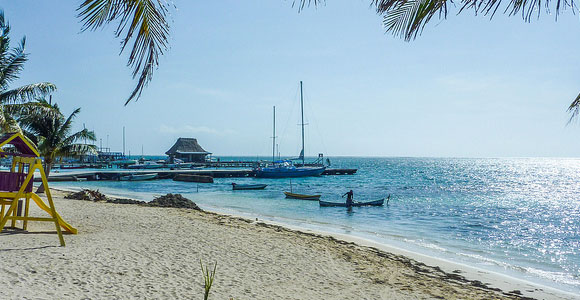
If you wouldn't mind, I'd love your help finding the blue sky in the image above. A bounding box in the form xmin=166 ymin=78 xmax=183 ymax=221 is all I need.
xmin=3 ymin=1 xmax=580 ymax=157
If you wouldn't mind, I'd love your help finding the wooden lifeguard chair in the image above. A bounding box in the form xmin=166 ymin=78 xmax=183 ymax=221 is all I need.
xmin=0 ymin=132 xmax=77 ymax=246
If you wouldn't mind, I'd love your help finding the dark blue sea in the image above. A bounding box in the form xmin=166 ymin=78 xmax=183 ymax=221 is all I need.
xmin=50 ymin=157 xmax=580 ymax=294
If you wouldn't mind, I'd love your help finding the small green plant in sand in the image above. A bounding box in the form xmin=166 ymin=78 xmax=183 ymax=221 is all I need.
xmin=200 ymin=259 xmax=217 ymax=300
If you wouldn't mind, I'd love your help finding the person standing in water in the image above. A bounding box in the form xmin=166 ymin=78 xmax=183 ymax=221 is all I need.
xmin=342 ymin=190 xmax=354 ymax=207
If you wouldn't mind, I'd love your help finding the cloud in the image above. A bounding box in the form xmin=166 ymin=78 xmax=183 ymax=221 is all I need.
xmin=158 ymin=124 xmax=236 ymax=136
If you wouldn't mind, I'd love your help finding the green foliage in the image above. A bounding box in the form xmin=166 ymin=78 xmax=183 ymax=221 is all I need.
xmin=200 ymin=259 xmax=217 ymax=300
xmin=19 ymin=99 xmax=97 ymax=174
xmin=0 ymin=10 xmax=56 ymax=133
xmin=77 ymin=0 xmax=171 ymax=105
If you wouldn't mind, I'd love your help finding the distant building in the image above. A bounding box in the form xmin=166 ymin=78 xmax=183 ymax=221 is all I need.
xmin=165 ymin=138 xmax=211 ymax=163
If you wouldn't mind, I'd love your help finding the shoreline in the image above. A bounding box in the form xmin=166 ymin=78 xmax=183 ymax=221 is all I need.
xmin=49 ymin=187 xmax=578 ymax=299
xmin=198 ymin=207 xmax=580 ymax=300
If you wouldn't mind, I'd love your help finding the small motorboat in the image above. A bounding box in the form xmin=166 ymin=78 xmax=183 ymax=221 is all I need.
xmin=232 ymin=183 xmax=267 ymax=190
xmin=119 ymin=173 xmax=158 ymax=181
xmin=284 ymin=192 xmax=321 ymax=201
xmin=319 ymin=198 xmax=385 ymax=207
xmin=173 ymin=174 xmax=214 ymax=183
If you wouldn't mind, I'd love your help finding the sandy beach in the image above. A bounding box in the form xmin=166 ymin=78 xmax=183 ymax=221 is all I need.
xmin=0 ymin=190 xmax=574 ymax=300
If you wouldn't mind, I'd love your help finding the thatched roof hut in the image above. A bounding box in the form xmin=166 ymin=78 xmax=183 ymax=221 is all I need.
xmin=165 ymin=138 xmax=211 ymax=163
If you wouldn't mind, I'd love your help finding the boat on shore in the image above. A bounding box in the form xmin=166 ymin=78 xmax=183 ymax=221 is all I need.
xmin=232 ymin=183 xmax=267 ymax=190
xmin=119 ymin=173 xmax=158 ymax=181
xmin=319 ymin=198 xmax=385 ymax=207
xmin=284 ymin=192 xmax=321 ymax=200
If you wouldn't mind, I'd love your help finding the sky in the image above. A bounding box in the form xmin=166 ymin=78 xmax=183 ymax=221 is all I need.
xmin=2 ymin=0 xmax=580 ymax=157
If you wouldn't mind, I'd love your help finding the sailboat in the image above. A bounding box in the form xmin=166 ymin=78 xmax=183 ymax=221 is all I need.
xmin=255 ymin=82 xmax=326 ymax=178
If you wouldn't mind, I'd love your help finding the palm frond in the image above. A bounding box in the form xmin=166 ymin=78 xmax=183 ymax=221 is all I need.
xmin=293 ymin=0 xmax=325 ymax=11
xmin=377 ymin=0 xmax=447 ymax=41
xmin=57 ymin=143 xmax=98 ymax=158
xmin=374 ymin=0 xmax=577 ymax=41
xmin=77 ymin=0 xmax=170 ymax=105
xmin=0 ymin=82 xmax=56 ymax=104
xmin=567 ymin=93 xmax=580 ymax=124
xmin=56 ymin=107 xmax=81 ymax=140
xmin=62 ymin=129 xmax=97 ymax=146
xmin=0 ymin=37 xmax=28 ymax=88
xmin=0 ymin=106 xmax=21 ymax=133
xmin=6 ymin=101 xmax=62 ymax=129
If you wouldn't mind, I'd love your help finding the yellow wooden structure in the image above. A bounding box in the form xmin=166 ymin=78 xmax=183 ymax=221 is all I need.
xmin=0 ymin=132 xmax=77 ymax=246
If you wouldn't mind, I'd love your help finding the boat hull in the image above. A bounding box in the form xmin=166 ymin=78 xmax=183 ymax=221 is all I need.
xmin=232 ymin=184 xmax=267 ymax=190
xmin=127 ymin=164 xmax=164 ymax=169
xmin=173 ymin=174 xmax=214 ymax=183
xmin=319 ymin=199 xmax=384 ymax=207
xmin=119 ymin=173 xmax=158 ymax=181
xmin=284 ymin=192 xmax=321 ymax=200
xmin=255 ymin=167 xmax=326 ymax=178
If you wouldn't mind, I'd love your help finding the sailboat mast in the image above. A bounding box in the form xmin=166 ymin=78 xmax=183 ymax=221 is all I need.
xmin=272 ymin=106 xmax=276 ymax=163
xmin=122 ymin=126 xmax=126 ymax=158
xmin=300 ymin=81 xmax=305 ymax=165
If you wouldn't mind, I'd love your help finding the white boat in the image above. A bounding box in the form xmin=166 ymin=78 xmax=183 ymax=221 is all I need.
xmin=119 ymin=173 xmax=158 ymax=181
xmin=127 ymin=161 xmax=164 ymax=169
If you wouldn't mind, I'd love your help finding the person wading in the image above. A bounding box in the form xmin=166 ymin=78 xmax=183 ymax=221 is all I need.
xmin=342 ymin=190 xmax=354 ymax=207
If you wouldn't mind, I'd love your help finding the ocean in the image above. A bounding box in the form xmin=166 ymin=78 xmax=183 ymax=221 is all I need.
xmin=49 ymin=157 xmax=580 ymax=294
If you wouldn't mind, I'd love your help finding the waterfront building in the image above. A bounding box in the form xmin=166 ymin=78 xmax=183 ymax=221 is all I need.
xmin=165 ymin=138 xmax=211 ymax=163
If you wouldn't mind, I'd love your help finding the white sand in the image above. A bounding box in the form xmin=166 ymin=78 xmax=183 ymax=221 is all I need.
xmin=0 ymin=190 xmax=576 ymax=300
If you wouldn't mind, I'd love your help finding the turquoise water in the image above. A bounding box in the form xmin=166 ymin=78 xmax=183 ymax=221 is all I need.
xmin=50 ymin=157 xmax=580 ymax=294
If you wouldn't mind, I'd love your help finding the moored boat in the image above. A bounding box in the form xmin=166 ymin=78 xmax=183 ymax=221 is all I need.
xmin=284 ymin=192 xmax=321 ymax=200
xmin=127 ymin=161 xmax=164 ymax=169
xmin=256 ymin=82 xmax=327 ymax=179
xmin=319 ymin=198 xmax=384 ymax=207
xmin=232 ymin=183 xmax=267 ymax=190
xmin=173 ymin=174 xmax=214 ymax=183
xmin=119 ymin=173 xmax=158 ymax=181
xmin=255 ymin=161 xmax=325 ymax=178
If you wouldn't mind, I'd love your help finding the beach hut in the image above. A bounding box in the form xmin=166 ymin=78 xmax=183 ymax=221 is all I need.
xmin=0 ymin=132 xmax=76 ymax=246
xmin=165 ymin=138 xmax=212 ymax=163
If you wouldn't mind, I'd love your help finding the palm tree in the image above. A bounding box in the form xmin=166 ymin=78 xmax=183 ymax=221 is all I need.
xmin=19 ymin=100 xmax=97 ymax=177
xmin=0 ymin=10 xmax=56 ymax=112
xmin=298 ymin=0 xmax=580 ymax=119
xmin=77 ymin=0 xmax=170 ymax=105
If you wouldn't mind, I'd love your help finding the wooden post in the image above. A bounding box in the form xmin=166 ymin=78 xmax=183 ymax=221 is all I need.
xmin=36 ymin=159 xmax=65 ymax=246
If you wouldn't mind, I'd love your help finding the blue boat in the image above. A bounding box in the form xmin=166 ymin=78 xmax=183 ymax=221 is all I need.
xmin=256 ymin=82 xmax=326 ymax=178
xmin=255 ymin=161 xmax=325 ymax=178
xmin=319 ymin=198 xmax=384 ymax=207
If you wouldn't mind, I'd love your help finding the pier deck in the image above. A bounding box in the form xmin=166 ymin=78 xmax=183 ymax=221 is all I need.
xmin=37 ymin=168 xmax=357 ymax=182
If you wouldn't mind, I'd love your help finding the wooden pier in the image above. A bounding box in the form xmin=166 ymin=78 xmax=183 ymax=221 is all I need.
xmin=37 ymin=168 xmax=358 ymax=182
xmin=321 ymin=169 xmax=357 ymax=175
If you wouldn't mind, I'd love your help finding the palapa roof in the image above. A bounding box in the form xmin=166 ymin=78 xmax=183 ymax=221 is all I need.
xmin=165 ymin=138 xmax=211 ymax=155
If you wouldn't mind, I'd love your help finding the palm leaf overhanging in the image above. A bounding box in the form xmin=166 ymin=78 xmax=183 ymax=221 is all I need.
xmin=0 ymin=10 xmax=55 ymax=106
xmin=297 ymin=0 xmax=580 ymax=119
xmin=77 ymin=0 xmax=171 ymax=105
